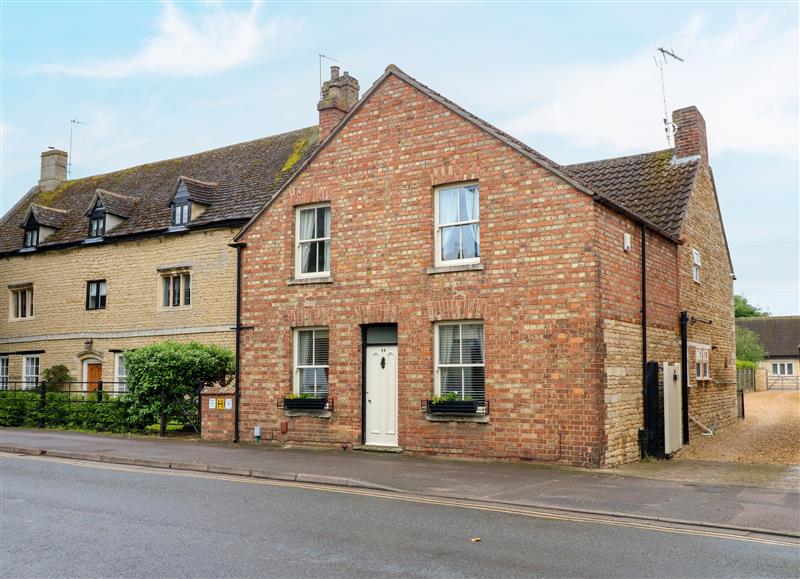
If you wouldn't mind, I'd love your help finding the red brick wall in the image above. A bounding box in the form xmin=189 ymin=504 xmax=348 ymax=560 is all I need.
xmin=238 ymin=74 xmax=612 ymax=466
xmin=200 ymin=390 xmax=235 ymax=442
xmin=592 ymin=200 xmax=681 ymax=464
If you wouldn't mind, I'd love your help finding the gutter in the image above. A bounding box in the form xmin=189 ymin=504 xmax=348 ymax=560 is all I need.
xmin=0 ymin=219 xmax=249 ymax=259
xmin=228 ymin=241 xmax=247 ymax=444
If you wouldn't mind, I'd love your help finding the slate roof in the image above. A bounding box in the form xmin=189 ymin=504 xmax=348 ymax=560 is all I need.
xmin=89 ymin=189 xmax=140 ymax=219
xmin=736 ymin=316 xmax=800 ymax=358
xmin=24 ymin=204 xmax=70 ymax=229
xmin=179 ymin=177 xmax=218 ymax=206
xmin=0 ymin=126 xmax=319 ymax=255
xmin=565 ymin=150 xmax=700 ymax=239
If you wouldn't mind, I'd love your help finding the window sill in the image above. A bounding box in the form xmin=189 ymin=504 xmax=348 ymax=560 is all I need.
xmin=427 ymin=263 xmax=484 ymax=275
xmin=288 ymin=276 xmax=333 ymax=286
xmin=83 ymin=237 xmax=104 ymax=245
xmin=19 ymin=247 xmax=36 ymax=253
xmin=284 ymin=409 xmax=332 ymax=419
xmin=424 ymin=413 xmax=489 ymax=423
xmin=168 ymin=225 xmax=189 ymax=233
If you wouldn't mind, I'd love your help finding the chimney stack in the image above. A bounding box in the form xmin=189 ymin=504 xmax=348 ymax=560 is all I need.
xmin=317 ymin=66 xmax=359 ymax=140
xmin=39 ymin=148 xmax=68 ymax=192
xmin=672 ymin=107 xmax=708 ymax=165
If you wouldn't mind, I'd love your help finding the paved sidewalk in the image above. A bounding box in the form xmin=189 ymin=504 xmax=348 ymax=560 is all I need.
xmin=2 ymin=428 xmax=798 ymax=536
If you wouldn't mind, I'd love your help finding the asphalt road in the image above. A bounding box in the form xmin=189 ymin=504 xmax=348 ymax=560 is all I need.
xmin=1 ymin=455 xmax=798 ymax=578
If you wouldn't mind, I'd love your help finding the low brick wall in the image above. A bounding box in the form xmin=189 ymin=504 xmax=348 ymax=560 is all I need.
xmin=201 ymin=388 xmax=235 ymax=442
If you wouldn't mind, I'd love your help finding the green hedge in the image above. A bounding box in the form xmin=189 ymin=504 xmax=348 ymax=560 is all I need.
xmin=0 ymin=391 xmax=132 ymax=432
xmin=736 ymin=360 xmax=759 ymax=370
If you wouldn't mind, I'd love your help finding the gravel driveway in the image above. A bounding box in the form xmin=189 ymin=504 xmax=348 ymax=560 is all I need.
xmin=677 ymin=391 xmax=800 ymax=465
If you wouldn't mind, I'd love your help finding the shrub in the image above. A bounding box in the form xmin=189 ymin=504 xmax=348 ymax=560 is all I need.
xmin=0 ymin=390 xmax=131 ymax=432
xmin=736 ymin=360 xmax=758 ymax=370
xmin=0 ymin=392 xmax=39 ymax=427
xmin=41 ymin=365 xmax=76 ymax=392
xmin=736 ymin=326 xmax=765 ymax=365
xmin=123 ymin=341 xmax=233 ymax=430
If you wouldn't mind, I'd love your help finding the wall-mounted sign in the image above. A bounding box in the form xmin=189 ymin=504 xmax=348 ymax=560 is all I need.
xmin=225 ymin=399 xmax=233 ymax=410
xmin=208 ymin=398 xmax=217 ymax=409
xmin=217 ymin=398 xmax=225 ymax=410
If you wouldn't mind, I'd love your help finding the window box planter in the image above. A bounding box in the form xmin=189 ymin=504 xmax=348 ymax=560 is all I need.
xmin=284 ymin=397 xmax=328 ymax=411
xmin=426 ymin=399 xmax=479 ymax=414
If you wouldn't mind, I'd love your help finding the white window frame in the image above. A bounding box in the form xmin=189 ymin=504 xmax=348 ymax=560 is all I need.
xmin=292 ymin=327 xmax=329 ymax=397
xmin=695 ymin=346 xmax=710 ymax=381
xmin=24 ymin=228 xmax=39 ymax=248
xmin=0 ymin=356 xmax=8 ymax=390
xmin=10 ymin=285 xmax=34 ymax=320
xmin=691 ymin=249 xmax=701 ymax=283
xmin=115 ymin=353 xmax=128 ymax=393
xmin=434 ymin=183 xmax=480 ymax=267
xmin=23 ymin=355 xmax=39 ymax=390
xmin=433 ymin=321 xmax=485 ymax=401
xmin=294 ymin=203 xmax=331 ymax=279
xmin=772 ymin=362 xmax=794 ymax=376
xmin=172 ymin=202 xmax=190 ymax=226
xmin=159 ymin=270 xmax=192 ymax=309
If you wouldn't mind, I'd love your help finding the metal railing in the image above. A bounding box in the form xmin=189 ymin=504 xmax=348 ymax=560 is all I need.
xmin=1 ymin=380 xmax=127 ymax=399
xmin=0 ymin=381 xmax=128 ymax=430
xmin=0 ymin=380 xmax=200 ymax=436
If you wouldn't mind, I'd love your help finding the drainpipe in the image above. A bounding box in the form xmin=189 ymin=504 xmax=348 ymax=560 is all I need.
xmin=679 ymin=311 xmax=690 ymax=444
xmin=641 ymin=223 xmax=648 ymax=421
xmin=228 ymin=242 xmax=247 ymax=444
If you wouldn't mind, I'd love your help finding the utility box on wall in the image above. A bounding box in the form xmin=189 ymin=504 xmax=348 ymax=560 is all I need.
xmin=201 ymin=389 xmax=235 ymax=442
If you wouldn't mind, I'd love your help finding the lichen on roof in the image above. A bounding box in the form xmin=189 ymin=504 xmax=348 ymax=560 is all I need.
xmin=0 ymin=125 xmax=320 ymax=254
xmin=278 ymin=137 xmax=311 ymax=177
xmin=565 ymin=148 xmax=699 ymax=239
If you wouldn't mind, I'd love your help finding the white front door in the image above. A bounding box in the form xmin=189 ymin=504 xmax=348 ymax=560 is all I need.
xmin=663 ymin=362 xmax=683 ymax=455
xmin=365 ymin=345 xmax=398 ymax=446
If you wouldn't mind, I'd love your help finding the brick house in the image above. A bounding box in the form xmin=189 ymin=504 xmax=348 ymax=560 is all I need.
xmin=0 ymin=128 xmax=318 ymax=397
xmin=228 ymin=64 xmax=736 ymax=467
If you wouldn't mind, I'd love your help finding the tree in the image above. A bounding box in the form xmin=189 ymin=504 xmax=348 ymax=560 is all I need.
xmin=734 ymin=295 xmax=769 ymax=318
xmin=123 ymin=341 xmax=234 ymax=430
xmin=736 ymin=326 xmax=765 ymax=364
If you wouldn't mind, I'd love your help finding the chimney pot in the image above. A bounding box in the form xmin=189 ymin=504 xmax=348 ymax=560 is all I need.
xmin=318 ymin=67 xmax=360 ymax=140
xmin=672 ymin=106 xmax=708 ymax=165
xmin=39 ymin=148 xmax=68 ymax=192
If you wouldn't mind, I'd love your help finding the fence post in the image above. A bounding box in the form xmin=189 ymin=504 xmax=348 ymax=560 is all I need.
xmin=159 ymin=388 xmax=167 ymax=437
xmin=38 ymin=381 xmax=46 ymax=428
xmin=97 ymin=380 xmax=103 ymax=403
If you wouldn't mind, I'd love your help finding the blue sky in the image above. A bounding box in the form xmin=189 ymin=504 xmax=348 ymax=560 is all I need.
xmin=2 ymin=1 xmax=797 ymax=314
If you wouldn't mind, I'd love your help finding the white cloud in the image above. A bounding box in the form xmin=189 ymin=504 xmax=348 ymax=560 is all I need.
xmin=503 ymin=12 xmax=799 ymax=159
xmin=43 ymin=1 xmax=300 ymax=78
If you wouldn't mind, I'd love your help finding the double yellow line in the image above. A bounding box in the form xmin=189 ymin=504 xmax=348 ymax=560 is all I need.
xmin=6 ymin=453 xmax=799 ymax=549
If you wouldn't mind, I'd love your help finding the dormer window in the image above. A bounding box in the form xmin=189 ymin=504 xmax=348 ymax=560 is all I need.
xmin=20 ymin=204 xmax=68 ymax=250
xmin=168 ymin=177 xmax=216 ymax=229
xmin=172 ymin=202 xmax=190 ymax=226
xmin=88 ymin=200 xmax=106 ymax=238
xmin=23 ymin=227 xmax=38 ymax=248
